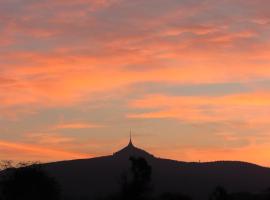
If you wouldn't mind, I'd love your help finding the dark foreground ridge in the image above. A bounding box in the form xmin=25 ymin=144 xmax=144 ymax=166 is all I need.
xmin=39 ymin=140 xmax=270 ymax=200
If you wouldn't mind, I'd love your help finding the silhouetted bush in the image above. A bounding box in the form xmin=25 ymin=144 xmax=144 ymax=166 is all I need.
xmin=0 ymin=163 xmax=60 ymax=200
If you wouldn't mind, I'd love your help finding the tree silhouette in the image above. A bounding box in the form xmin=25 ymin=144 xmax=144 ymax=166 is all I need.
xmin=0 ymin=161 xmax=13 ymax=171
xmin=0 ymin=163 xmax=60 ymax=200
xmin=209 ymin=186 xmax=229 ymax=200
xmin=119 ymin=156 xmax=152 ymax=200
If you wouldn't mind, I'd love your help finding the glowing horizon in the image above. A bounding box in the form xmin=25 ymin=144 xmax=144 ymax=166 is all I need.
xmin=1 ymin=0 xmax=270 ymax=166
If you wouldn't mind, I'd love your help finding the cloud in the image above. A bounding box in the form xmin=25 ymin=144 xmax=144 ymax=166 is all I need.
xmin=53 ymin=122 xmax=103 ymax=129
xmin=0 ymin=140 xmax=89 ymax=162
xmin=1 ymin=0 xmax=270 ymax=165
xmin=24 ymin=133 xmax=75 ymax=145
xmin=0 ymin=0 xmax=270 ymax=119
xmin=127 ymin=92 xmax=270 ymax=123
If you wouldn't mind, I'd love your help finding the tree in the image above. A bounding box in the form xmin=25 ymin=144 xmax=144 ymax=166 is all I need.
xmin=209 ymin=186 xmax=229 ymax=200
xmin=120 ymin=156 xmax=152 ymax=200
xmin=0 ymin=163 xmax=60 ymax=200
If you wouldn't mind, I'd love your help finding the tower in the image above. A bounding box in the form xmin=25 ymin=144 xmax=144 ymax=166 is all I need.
xmin=113 ymin=129 xmax=154 ymax=158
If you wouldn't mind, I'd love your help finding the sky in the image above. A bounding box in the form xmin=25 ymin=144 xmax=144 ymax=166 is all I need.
xmin=1 ymin=0 xmax=270 ymax=166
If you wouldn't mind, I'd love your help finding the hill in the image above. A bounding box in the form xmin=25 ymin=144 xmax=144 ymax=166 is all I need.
xmin=42 ymin=140 xmax=270 ymax=200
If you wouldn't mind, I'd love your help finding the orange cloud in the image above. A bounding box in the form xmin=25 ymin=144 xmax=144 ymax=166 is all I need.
xmin=1 ymin=0 xmax=270 ymax=165
xmin=0 ymin=140 xmax=90 ymax=162
xmin=2 ymin=51 xmax=270 ymax=121
xmin=54 ymin=122 xmax=103 ymax=129
xmin=24 ymin=133 xmax=75 ymax=145
xmin=127 ymin=92 xmax=270 ymax=123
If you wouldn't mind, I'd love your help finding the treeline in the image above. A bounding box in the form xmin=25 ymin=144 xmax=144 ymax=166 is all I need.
xmin=1 ymin=159 xmax=270 ymax=200
xmin=0 ymin=161 xmax=60 ymax=200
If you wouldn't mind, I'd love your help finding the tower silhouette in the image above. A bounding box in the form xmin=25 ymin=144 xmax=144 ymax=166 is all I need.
xmin=113 ymin=130 xmax=154 ymax=158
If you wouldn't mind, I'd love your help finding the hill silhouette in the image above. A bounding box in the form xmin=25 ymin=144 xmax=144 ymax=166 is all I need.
xmin=40 ymin=140 xmax=270 ymax=200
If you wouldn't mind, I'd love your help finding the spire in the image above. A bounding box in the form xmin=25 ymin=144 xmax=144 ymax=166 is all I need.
xmin=129 ymin=129 xmax=133 ymax=146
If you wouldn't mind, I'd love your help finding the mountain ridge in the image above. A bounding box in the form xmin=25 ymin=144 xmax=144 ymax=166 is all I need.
xmin=40 ymin=141 xmax=270 ymax=200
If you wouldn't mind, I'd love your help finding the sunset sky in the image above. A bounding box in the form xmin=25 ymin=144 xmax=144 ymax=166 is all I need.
xmin=1 ymin=0 xmax=270 ymax=166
